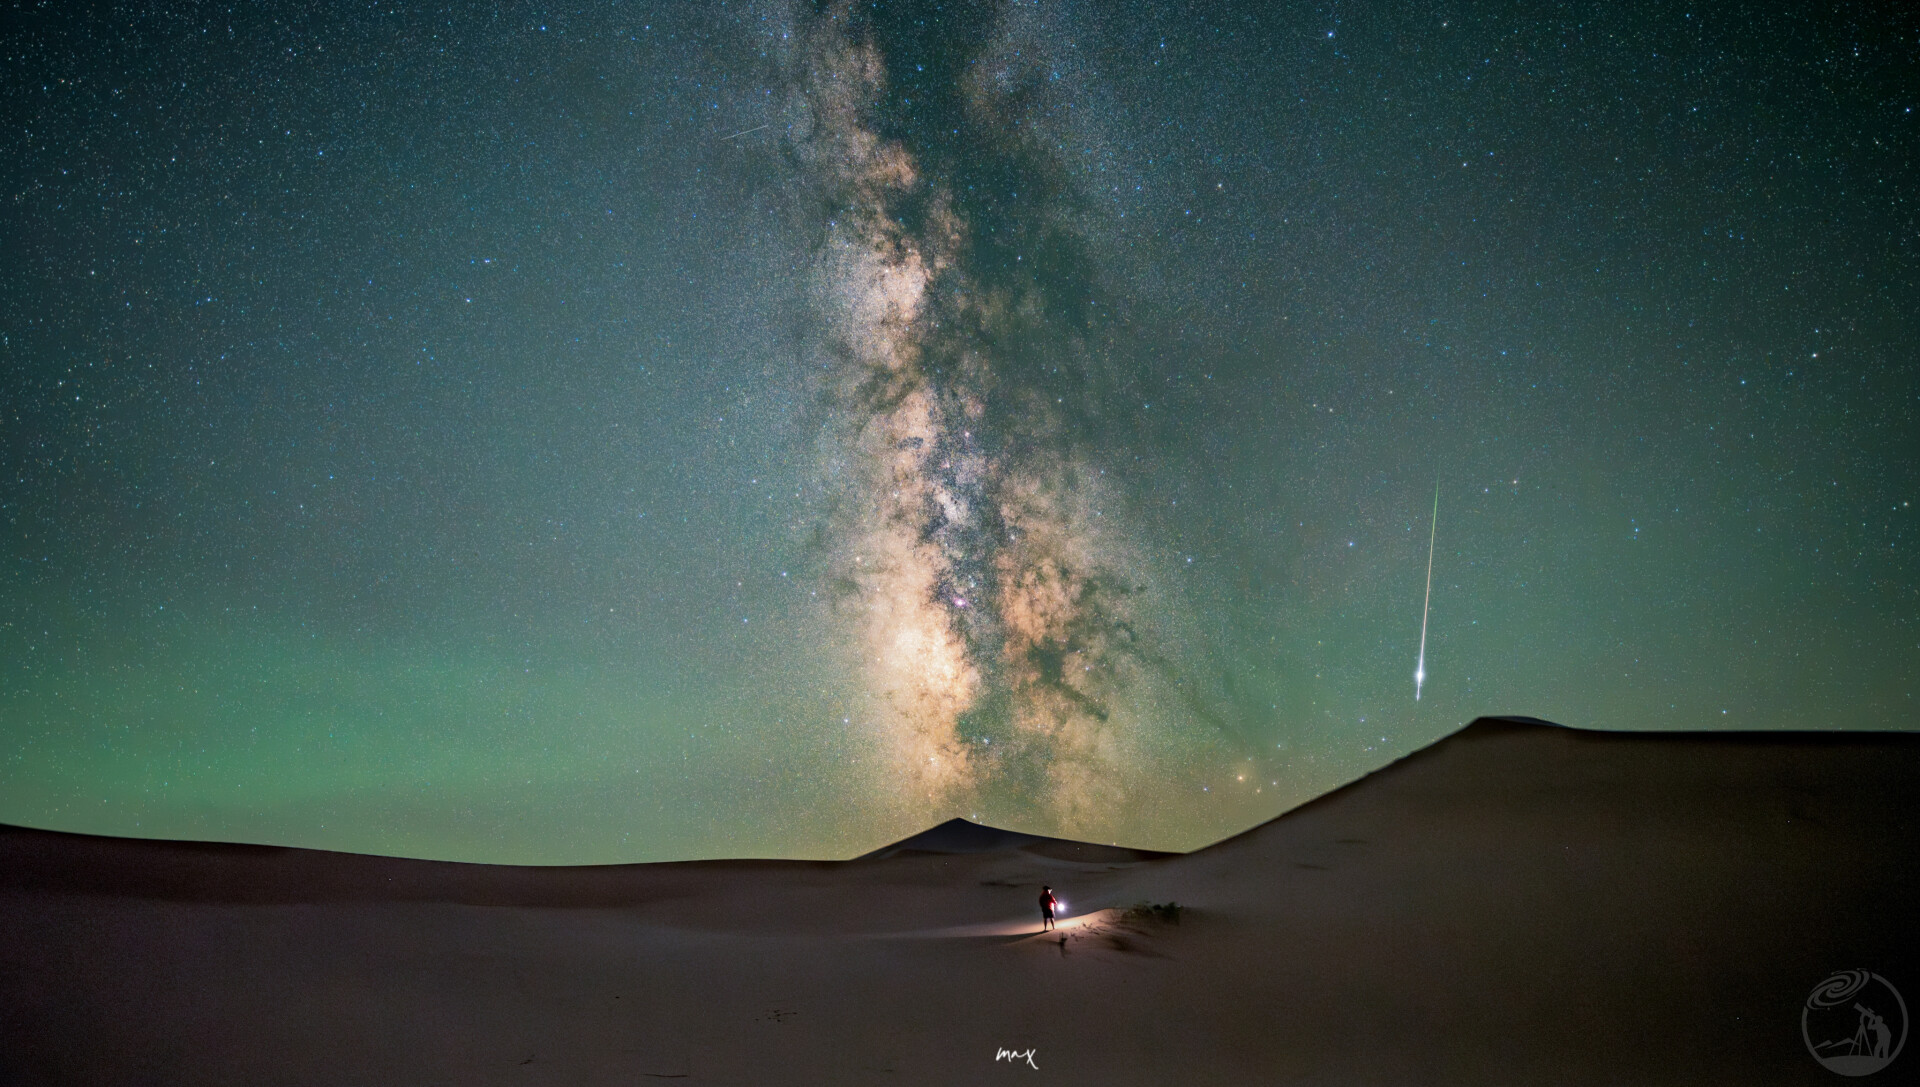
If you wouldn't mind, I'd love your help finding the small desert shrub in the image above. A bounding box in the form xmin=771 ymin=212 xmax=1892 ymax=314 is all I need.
xmin=1125 ymin=900 xmax=1182 ymax=924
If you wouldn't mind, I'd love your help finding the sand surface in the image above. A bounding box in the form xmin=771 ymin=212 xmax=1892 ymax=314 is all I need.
xmin=3 ymin=717 xmax=1916 ymax=1085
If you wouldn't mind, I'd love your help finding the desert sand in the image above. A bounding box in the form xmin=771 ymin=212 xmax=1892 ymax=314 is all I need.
xmin=3 ymin=716 xmax=1915 ymax=1085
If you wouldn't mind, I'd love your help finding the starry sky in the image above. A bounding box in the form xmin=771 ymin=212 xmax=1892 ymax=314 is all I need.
xmin=3 ymin=1 xmax=1915 ymax=863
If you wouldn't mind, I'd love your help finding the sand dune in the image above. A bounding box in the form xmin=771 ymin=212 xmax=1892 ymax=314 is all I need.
xmin=3 ymin=716 xmax=1915 ymax=1084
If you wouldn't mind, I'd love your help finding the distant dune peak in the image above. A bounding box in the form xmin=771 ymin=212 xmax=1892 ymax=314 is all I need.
xmin=855 ymin=818 xmax=1045 ymax=860
xmin=856 ymin=817 xmax=1175 ymax=863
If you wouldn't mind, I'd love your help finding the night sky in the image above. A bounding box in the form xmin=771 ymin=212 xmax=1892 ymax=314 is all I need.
xmin=4 ymin=2 xmax=1915 ymax=863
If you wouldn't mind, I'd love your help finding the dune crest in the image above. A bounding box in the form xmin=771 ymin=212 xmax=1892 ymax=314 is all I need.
xmin=4 ymin=717 xmax=1916 ymax=1084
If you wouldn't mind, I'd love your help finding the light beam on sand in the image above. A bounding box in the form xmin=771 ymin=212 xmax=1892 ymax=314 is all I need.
xmin=1415 ymin=479 xmax=1439 ymax=701
xmin=873 ymin=907 xmax=1112 ymax=941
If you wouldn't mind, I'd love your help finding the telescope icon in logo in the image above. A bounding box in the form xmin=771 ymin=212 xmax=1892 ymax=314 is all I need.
xmin=1803 ymin=970 xmax=1907 ymax=1077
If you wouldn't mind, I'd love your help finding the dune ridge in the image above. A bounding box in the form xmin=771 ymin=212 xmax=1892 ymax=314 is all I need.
xmin=3 ymin=716 xmax=1915 ymax=1085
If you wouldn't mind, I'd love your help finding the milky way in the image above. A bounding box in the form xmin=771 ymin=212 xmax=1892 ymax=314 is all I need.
xmin=789 ymin=6 xmax=1173 ymax=830
xmin=3 ymin=0 xmax=1912 ymax=862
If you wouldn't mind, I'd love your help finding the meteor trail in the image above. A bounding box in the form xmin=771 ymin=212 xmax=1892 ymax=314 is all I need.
xmin=1415 ymin=479 xmax=1439 ymax=701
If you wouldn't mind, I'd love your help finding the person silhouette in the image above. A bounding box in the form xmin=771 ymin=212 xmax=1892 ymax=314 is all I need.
xmin=1868 ymin=1009 xmax=1892 ymax=1059
xmin=1039 ymin=885 xmax=1059 ymax=932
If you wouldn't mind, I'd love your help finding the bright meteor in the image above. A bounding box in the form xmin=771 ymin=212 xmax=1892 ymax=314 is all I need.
xmin=1415 ymin=479 xmax=1439 ymax=701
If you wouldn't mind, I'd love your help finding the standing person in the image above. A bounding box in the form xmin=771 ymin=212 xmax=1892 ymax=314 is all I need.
xmin=1867 ymin=1007 xmax=1892 ymax=1059
xmin=1039 ymin=885 xmax=1059 ymax=932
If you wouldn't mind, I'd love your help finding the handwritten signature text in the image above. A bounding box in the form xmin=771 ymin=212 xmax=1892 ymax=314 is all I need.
xmin=994 ymin=1047 xmax=1040 ymax=1070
